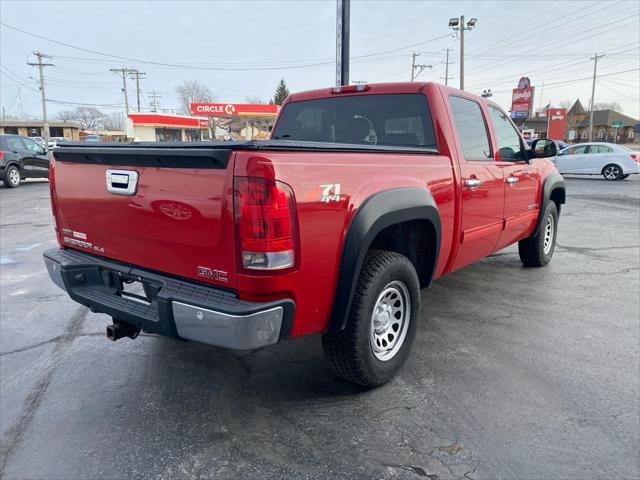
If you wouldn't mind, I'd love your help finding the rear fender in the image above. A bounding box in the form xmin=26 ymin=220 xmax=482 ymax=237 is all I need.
xmin=327 ymin=188 xmax=441 ymax=332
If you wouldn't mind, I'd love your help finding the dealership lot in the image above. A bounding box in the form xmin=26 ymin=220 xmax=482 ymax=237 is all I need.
xmin=1 ymin=176 xmax=638 ymax=480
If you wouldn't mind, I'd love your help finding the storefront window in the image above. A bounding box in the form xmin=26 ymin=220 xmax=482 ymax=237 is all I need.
xmin=155 ymin=128 xmax=181 ymax=142
xmin=27 ymin=127 xmax=42 ymax=137
xmin=184 ymin=129 xmax=201 ymax=141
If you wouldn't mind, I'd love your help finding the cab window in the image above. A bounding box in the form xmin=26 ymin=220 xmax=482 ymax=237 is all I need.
xmin=449 ymin=95 xmax=491 ymax=161
xmin=488 ymin=106 xmax=524 ymax=161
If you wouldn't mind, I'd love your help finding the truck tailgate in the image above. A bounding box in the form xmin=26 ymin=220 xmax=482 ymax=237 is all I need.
xmin=51 ymin=147 xmax=237 ymax=288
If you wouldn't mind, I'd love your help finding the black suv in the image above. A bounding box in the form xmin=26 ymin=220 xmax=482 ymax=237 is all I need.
xmin=0 ymin=134 xmax=51 ymax=188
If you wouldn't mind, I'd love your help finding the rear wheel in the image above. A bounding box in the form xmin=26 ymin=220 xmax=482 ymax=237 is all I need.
xmin=3 ymin=165 xmax=21 ymax=188
xmin=518 ymin=202 xmax=558 ymax=267
xmin=602 ymin=164 xmax=622 ymax=181
xmin=322 ymin=250 xmax=420 ymax=387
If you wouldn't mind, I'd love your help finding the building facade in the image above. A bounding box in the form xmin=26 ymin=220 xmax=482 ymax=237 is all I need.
xmin=0 ymin=120 xmax=81 ymax=139
xmin=127 ymin=113 xmax=211 ymax=141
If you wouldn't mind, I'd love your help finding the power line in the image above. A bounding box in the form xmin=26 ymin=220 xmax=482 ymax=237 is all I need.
xmin=1 ymin=21 xmax=453 ymax=72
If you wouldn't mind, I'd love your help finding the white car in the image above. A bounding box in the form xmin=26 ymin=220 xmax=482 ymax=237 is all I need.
xmin=555 ymin=142 xmax=639 ymax=180
xmin=47 ymin=137 xmax=68 ymax=149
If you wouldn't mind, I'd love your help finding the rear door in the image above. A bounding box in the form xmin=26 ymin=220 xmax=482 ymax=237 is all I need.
xmin=448 ymin=95 xmax=505 ymax=271
xmin=584 ymin=144 xmax=612 ymax=174
xmin=52 ymin=146 xmax=237 ymax=288
xmin=488 ymin=106 xmax=541 ymax=248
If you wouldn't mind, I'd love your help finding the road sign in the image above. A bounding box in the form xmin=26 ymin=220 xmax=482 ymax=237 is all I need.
xmin=611 ymin=120 xmax=624 ymax=128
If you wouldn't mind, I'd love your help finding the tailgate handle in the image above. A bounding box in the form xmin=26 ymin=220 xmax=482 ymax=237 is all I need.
xmin=106 ymin=169 xmax=138 ymax=196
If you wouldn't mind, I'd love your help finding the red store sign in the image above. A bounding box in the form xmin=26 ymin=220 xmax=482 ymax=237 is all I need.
xmin=190 ymin=103 xmax=280 ymax=117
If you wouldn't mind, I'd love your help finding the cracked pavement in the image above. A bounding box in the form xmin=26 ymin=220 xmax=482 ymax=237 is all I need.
xmin=1 ymin=175 xmax=639 ymax=479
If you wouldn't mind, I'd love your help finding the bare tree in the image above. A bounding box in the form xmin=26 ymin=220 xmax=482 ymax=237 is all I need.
xmin=244 ymin=95 xmax=265 ymax=104
xmin=175 ymin=80 xmax=215 ymax=114
xmin=592 ymin=101 xmax=622 ymax=111
xmin=56 ymin=106 xmax=105 ymax=130
xmin=558 ymin=100 xmax=573 ymax=109
xmin=101 ymin=113 xmax=126 ymax=131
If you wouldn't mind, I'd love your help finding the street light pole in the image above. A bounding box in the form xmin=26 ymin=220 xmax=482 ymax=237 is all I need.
xmin=459 ymin=15 xmax=465 ymax=90
xmin=336 ymin=0 xmax=350 ymax=86
xmin=449 ymin=16 xmax=477 ymax=90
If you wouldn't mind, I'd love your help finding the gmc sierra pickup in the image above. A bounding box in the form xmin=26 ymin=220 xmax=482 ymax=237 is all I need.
xmin=44 ymin=82 xmax=565 ymax=387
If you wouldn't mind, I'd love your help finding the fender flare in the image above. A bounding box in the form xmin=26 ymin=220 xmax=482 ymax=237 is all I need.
xmin=532 ymin=172 xmax=566 ymax=237
xmin=327 ymin=188 xmax=441 ymax=332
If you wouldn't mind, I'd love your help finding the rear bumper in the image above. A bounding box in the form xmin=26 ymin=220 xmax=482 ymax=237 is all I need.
xmin=43 ymin=248 xmax=294 ymax=350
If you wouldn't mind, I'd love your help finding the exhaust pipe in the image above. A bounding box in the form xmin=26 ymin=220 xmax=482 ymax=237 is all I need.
xmin=106 ymin=320 xmax=140 ymax=341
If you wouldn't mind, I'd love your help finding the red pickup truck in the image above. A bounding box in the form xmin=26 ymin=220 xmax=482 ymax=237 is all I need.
xmin=44 ymin=82 xmax=565 ymax=386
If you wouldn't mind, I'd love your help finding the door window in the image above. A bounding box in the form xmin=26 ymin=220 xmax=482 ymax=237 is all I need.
xmin=488 ymin=106 xmax=524 ymax=161
xmin=449 ymin=96 xmax=492 ymax=161
xmin=5 ymin=137 xmax=25 ymax=151
xmin=22 ymin=137 xmax=43 ymax=153
xmin=589 ymin=145 xmax=613 ymax=154
xmin=564 ymin=145 xmax=588 ymax=155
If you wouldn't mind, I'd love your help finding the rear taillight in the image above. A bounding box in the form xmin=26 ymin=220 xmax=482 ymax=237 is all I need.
xmin=631 ymin=153 xmax=639 ymax=163
xmin=0 ymin=151 xmax=4 ymax=161
xmin=234 ymin=177 xmax=298 ymax=270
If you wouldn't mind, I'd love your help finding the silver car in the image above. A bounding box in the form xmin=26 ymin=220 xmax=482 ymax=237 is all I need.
xmin=555 ymin=142 xmax=640 ymax=180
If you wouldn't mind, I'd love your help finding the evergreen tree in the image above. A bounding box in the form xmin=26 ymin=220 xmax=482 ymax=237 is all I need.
xmin=271 ymin=79 xmax=290 ymax=105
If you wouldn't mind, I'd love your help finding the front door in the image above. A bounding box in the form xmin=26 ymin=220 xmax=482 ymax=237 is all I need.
xmin=20 ymin=137 xmax=50 ymax=178
xmin=556 ymin=144 xmax=589 ymax=174
xmin=448 ymin=95 xmax=505 ymax=271
xmin=488 ymin=106 xmax=541 ymax=249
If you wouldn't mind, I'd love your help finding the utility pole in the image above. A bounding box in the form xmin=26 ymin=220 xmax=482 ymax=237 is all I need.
xmin=147 ymin=90 xmax=161 ymax=112
xmin=336 ymin=0 xmax=350 ymax=86
xmin=410 ymin=52 xmax=433 ymax=81
xmin=27 ymin=51 xmax=54 ymax=145
xmin=588 ymin=53 xmax=605 ymax=142
xmin=449 ymin=16 xmax=477 ymax=90
xmin=443 ymin=48 xmax=450 ymax=86
xmin=128 ymin=69 xmax=146 ymax=112
xmin=110 ymin=67 xmax=132 ymax=116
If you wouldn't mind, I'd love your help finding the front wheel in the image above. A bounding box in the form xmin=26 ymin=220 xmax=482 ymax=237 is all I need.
xmin=602 ymin=164 xmax=623 ymax=181
xmin=518 ymin=202 xmax=558 ymax=267
xmin=322 ymin=250 xmax=420 ymax=387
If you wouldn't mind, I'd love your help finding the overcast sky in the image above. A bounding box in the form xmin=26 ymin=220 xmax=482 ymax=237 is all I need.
xmin=1 ymin=0 xmax=639 ymax=121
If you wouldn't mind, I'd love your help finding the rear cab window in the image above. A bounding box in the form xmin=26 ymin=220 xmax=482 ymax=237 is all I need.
xmin=272 ymin=94 xmax=437 ymax=148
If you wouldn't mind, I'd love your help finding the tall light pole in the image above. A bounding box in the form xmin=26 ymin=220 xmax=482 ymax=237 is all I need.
xmin=448 ymin=16 xmax=477 ymax=90
xmin=336 ymin=0 xmax=350 ymax=86
xmin=588 ymin=53 xmax=605 ymax=142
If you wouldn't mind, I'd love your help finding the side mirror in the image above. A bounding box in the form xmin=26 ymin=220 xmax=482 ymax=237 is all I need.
xmin=530 ymin=138 xmax=557 ymax=159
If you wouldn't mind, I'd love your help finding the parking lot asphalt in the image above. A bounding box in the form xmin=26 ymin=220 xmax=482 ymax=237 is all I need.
xmin=1 ymin=175 xmax=638 ymax=480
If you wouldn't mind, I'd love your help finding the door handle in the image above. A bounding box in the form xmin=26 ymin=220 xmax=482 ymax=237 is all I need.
xmin=506 ymin=176 xmax=520 ymax=184
xmin=464 ymin=178 xmax=483 ymax=188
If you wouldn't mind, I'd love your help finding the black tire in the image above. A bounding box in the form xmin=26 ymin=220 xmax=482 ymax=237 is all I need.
xmin=620 ymin=174 xmax=629 ymax=180
xmin=3 ymin=165 xmax=21 ymax=188
xmin=322 ymin=250 xmax=420 ymax=387
xmin=602 ymin=164 xmax=623 ymax=181
xmin=518 ymin=202 xmax=558 ymax=267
